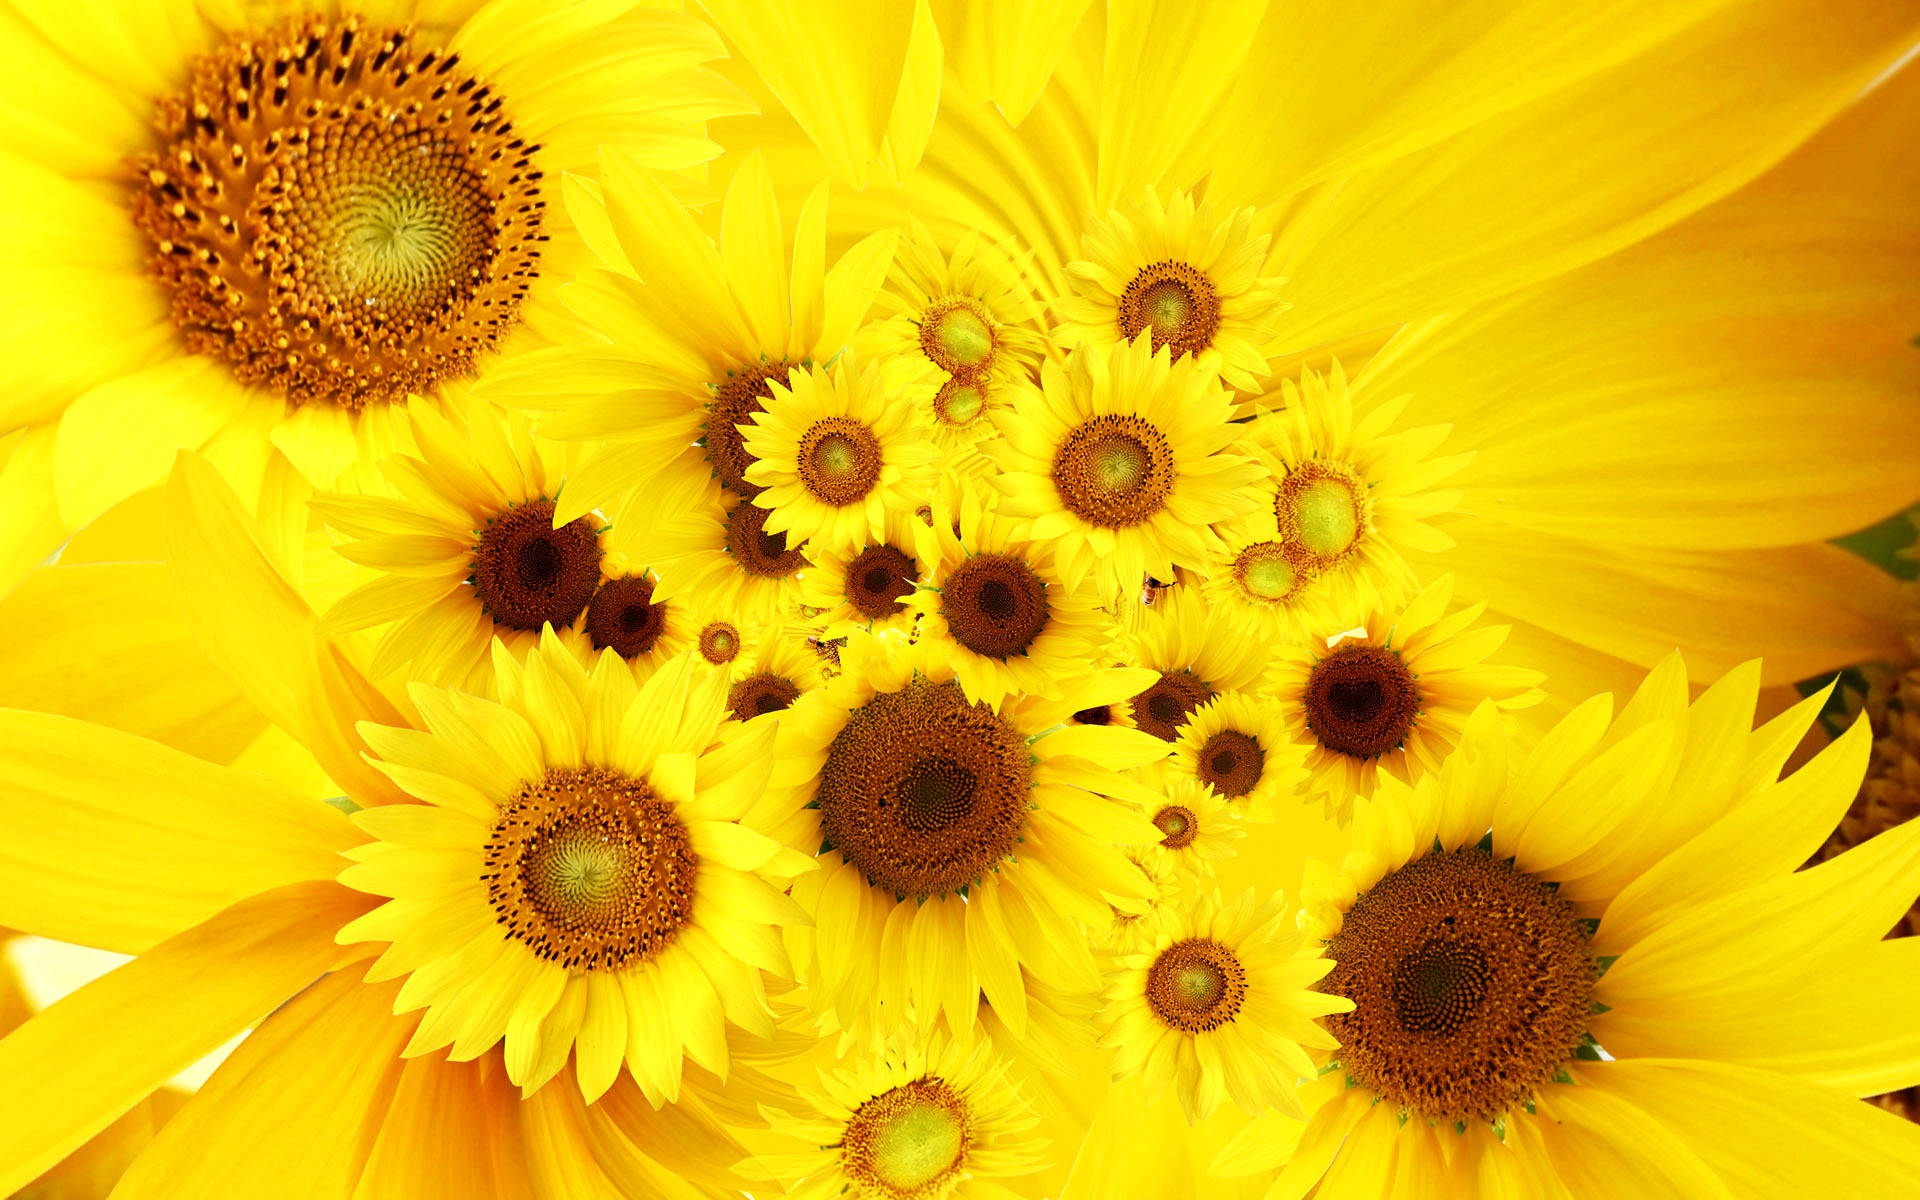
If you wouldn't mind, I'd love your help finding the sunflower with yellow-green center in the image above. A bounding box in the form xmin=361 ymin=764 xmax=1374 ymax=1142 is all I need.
xmin=985 ymin=337 xmax=1266 ymax=601
xmin=1216 ymin=658 xmax=1920 ymax=1198
xmin=1057 ymin=188 xmax=1286 ymax=392
xmin=1129 ymin=772 xmax=1244 ymax=880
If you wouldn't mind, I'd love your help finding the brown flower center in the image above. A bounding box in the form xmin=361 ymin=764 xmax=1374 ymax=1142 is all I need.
xmin=1131 ymin=670 xmax=1215 ymax=742
xmin=940 ymin=553 xmax=1050 ymax=660
xmin=1152 ymin=805 xmax=1198 ymax=849
xmin=723 ymin=501 xmax=806 ymax=579
xmin=797 ymin=415 xmax=884 ymax=506
xmin=1146 ymin=937 xmax=1247 ymax=1033
xmin=132 ymin=17 xmax=542 ymax=411
xmin=697 ymin=620 xmax=741 ymax=664
xmin=817 ymin=679 xmax=1031 ymax=898
xmin=1117 ymin=262 xmax=1221 ymax=360
xmin=584 ymin=575 xmax=666 ymax=659
xmin=468 ymin=499 xmax=603 ymax=632
xmin=843 ymin=543 xmax=919 ymax=620
xmin=482 ymin=766 xmax=697 ymax=972
xmin=1303 ymin=643 xmax=1420 ymax=759
xmin=1051 ymin=414 xmax=1176 ymax=528
xmin=1320 ymin=847 xmax=1597 ymax=1124
xmin=1196 ymin=730 xmax=1265 ymax=798
xmin=707 ymin=360 xmax=800 ymax=495
xmin=728 ymin=673 xmax=803 ymax=722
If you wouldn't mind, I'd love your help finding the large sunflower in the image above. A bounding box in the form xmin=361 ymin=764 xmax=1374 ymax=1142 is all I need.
xmin=0 ymin=0 xmax=746 ymax=591
xmin=0 ymin=457 xmax=801 ymax=1195
xmin=773 ymin=631 xmax=1167 ymax=1040
xmin=1219 ymin=658 xmax=1920 ymax=1197
xmin=986 ymin=337 xmax=1266 ymax=599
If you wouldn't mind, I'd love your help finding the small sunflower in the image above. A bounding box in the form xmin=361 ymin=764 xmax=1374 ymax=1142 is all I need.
xmin=721 ymin=623 xmax=830 ymax=725
xmin=338 ymin=637 xmax=812 ymax=1105
xmin=745 ymin=1035 xmax=1047 ymax=1200
xmin=1123 ymin=586 xmax=1275 ymax=744
xmin=856 ymin=220 xmax=1050 ymax=457
xmin=479 ymin=151 xmax=898 ymax=517
xmin=316 ymin=398 xmax=640 ymax=689
xmin=906 ymin=489 xmax=1116 ymax=708
xmin=1131 ymin=773 xmax=1244 ymax=880
xmin=986 ymin=338 xmax=1266 ymax=598
xmin=1229 ymin=658 xmax=1920 ymax=1197
xmin=1247 ymin=363 xmax=1468 ymax=617
xmin=1100 ymin=889 xmax=1346 ymax=1122
xmin=1170 ymin=691 xmax=1308 ymax=820
xmin=641 ymin=474 xmax=811 ymax=625
xmin=1057 ymin=188 xmax=1286 ymax=392
xmin=1276 ymin=574 xmax=1543 ymax=821
xmin=799 ymin=509 xmax=927 ymax=640
xmin=775 ymin=632 xmax=1168 ymax=1039
xmin=742 ymin=359 xmax=937 ymax=556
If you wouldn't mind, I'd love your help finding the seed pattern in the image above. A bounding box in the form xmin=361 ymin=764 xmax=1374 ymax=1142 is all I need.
xmin=940 ymin=553 xmax=1050 ymax=659
xmin=1303 ymin=643 xmax=1420 ymax=759
xmin=468 ymin=499 xmax=603 ymax=632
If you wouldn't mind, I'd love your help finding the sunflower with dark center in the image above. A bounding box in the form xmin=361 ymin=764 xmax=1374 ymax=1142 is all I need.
xmin=1060 ymin=188 xmax=1286 ymax=391
xmin=1266 ymin=659 xmax=1920 ymax=1194
xmin=987 ymin=339 xmax=1265 ymax=596
xmin=469 ymin=499 xmax=605 ymax=633
xmin=1275 ymin=575 xmax=1541 ymax=823
xmin=907 ymin=494 xmax=1117 ymax=708
xmin=777 ymin=633 xmax=1166 ymax=1035
xmin=1171 ymin=691 xmax=1305 ymax=817
xmin=1101 ymin=891 xmax=1346 ymax=1121
xmin=584 ymin=574 xmax=682 ymax=663
xmin=742 ymin=359 xmax=937 ymax=556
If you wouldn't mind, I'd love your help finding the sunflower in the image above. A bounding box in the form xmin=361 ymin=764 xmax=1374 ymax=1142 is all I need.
xmin=1218 ymin=658 xmax=1920 ymax=1197
xmin=0 ymin=456 xmax=798 ymax=1196
xmin=1100 ymin=889 xmax=1346 ymax=1123
xmin=799 ymin=508 xmax=927 ymax=640
xmin=315 ymin=397 xmax=691 ymax=689
xmin=854 ymin=220 xmax=1051 ymax=457
xmin=1057 ymin=189 xmax=1286 ymax=392
xmin=721 ymin=623 xmax=830 ymax=725
xmin=774 ymin=631 xmax=1168 ymax=1039
xmin=905 ymin=488 xmax=1116 ymax=708
xmin=986 ymin=337 xmax=1266 ymax=599
xmin=477 ymin=150 xmax=898 ymax=519
xmin=745 ymin=1034 xmax=1047 ymax=1200
xmin=1170 ymin=691 xmax=1308 ymax=821
xmin=741 ymin=359 xmax=938 ymax=557
xmin=1245 ymin=363 xmax=1467 ymax=620
xmin=1122 ymin=585 xmax=1274 ymax=744
xmin=638 ymin=472 xmax=812 ymax=626
xmin=0 ymin=0 xmax=745 ymax=582
xmin=1130 ymin=773 xmax=1243 ymax=880
xmin=1275 ymin=574 xmax=1543 ymax=821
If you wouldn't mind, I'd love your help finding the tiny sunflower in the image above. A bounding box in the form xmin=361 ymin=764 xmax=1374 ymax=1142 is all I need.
xmin=1231 ymin=658 xmax=1920 ymax=1198
xmin=799 ymin=508 xmax=927 ymax=640
xmin=339 ymin=638 xmax=812 ymax=1106
xmin=986 ymin=338 xmax=1266 ymax=598
xmin=906 ymin=489 xmax=1115 ymax=709
xmin=721 ymin=623 xmax=830 ymax=725
xmin=1057 ymin=188 xmax=1286 ymax=392
xmin=1123 ymin=585 xmax=1275 ymax=744
xmin=1100 ymin=889 xmax=1347 ymax=1122
xmin=641 ymin=474 xmax=811 ymax=625
xmin=742 ymin=359 xmax=938 ymax=557
xmin=746 ymin=1034 xmax=1047 ymax=1200
xmin=1171 ymin=690 xmax=1308 ymax=820
xmin=1276 ymin=574 xmax=1543 ymax=821
xmin=1131 ymin=773 xmax=1244 ymax=880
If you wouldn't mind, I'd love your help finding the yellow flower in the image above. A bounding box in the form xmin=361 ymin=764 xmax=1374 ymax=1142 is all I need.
xmin=1095 ymin=850 xmax=1187 ymax=958
xmin=1170 ymin=691 xmax=1309 ymax=821
xmin=745 ymin=1034 xmax=1047 ymax=1200
xmin=720 ymin=622 xmax=830 ymax=725
xmin=1100 ymin=889 xmax=1346 ymax=1122
xmin=774 ymin=631 xmax=1167 ymax=1039
xmin=1230 ymin=658 xmax=1920 ymax=1197
xmin=856 ymin=220 xmax=1051 ymax=457
xmin=798 ymin=508 xmax=927 ymax=640
xmin=1275 ymin=574 xmax=1543 ymax=821
xmin=0 ymin=0 xmax=744 ymax=580
xmin=1130 ymin=773 xmax=1244 ymax=880
xmin=636 ymin=473 xmax=813 ymax=626
xmin=478 ymin=151 xmax=897 ymax=516
xmin=742 ymin=359 xmax=937 ymax=557
xmin=1057 ymin=188 xmax=1286 ymax=392
xmin=985 ymin=338 xmax=1266 ymax=598
xmin=1122 ymin=586 xmax=1275 ymax=744
xmin=906 ymin=487 xmax=1116 ymax=708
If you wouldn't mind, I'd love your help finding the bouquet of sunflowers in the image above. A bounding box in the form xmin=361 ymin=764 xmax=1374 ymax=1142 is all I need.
xmin=2 ymin=2 xmax=1918 ymax=1197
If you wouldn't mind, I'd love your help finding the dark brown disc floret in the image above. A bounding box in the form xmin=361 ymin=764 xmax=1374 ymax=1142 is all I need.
xmin=585 ymin=574 xmax=667 ymax=659
xmin=723 ymin=500 xmax=807 ymax=579
xmin=817 ymin=679 xmax=1032 ymax=898
xmin=728 ymin=673 xmax=803 ymax=722
xmin=132 ymin=16 xmax=545 ymax=411
xmin=1146 ymin=937 xmax=1247 ymax=1033
xmin=1319 ymin=847 xmax=1598 ymax=1124
xmin=796 ymin=415 xmax=884 ymax=506
xmin=940 ymin=553 xmax=1050 ymax=660
xmin=698 ymin=620 xmax=741 ymax=665
xmin=468 ymin=498 xmax=602 ymax=632
xmin=1196 ymin=730 xmax=1265 ymax=798
xmin=843 ymin=542 xmax=918 ymax=620
xmin=1152 ymin=805 xmax=1198 ymax=849
xmin=1303 ymin=643 xmax=1420 ymax=759
xmin=482 ymin=766 xmax=698 ymax=972
xmin=1131 ymin=669 xmax=1216 ymax=742
xmin=1117 ymin=261 xmax=1221 ymax=360
xmin=707 ymin=360 xmax=801 ymax=496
